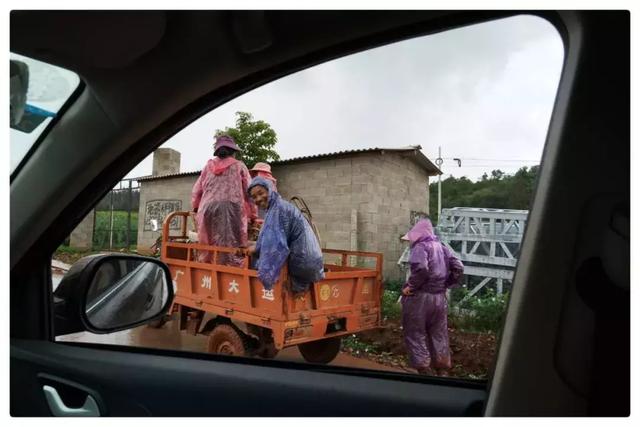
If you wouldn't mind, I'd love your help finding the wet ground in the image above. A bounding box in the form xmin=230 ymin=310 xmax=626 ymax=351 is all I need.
xmin=53 ymin=265 xmax=496 ymax=378
xmin=53 ymin=271 xmax=400 ymax=372
xmin=57 ymin=319 xmax=404 ymax=372
xmin=346 ymin=319 xmax=496 ymax=379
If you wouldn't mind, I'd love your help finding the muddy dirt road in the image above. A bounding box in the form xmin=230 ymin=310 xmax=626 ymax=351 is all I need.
xmin=53 ymin=266 xmax=407 ymax=373
xmin=57 ymin=319 xmax=406 ymax=373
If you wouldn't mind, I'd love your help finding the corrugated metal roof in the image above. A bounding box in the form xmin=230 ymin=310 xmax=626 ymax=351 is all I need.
xmin=136 ymin=145 xmax=441 ymax=182
xmin=136 ymin=171 xmax=200 ymax=181
xmin=271 ymin=145 xmax=418 ymax=164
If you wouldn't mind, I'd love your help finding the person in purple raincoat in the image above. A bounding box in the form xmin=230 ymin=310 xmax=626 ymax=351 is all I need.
xmin=401 ymin=219 xmax=464 ymax=376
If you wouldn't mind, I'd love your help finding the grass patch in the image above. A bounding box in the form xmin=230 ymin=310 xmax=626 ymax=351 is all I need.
xmin=53 ymin=246 xmax=100 ymax=265
xmin=93 ymin=210 xmax=138 ymax=249
xmin=448 ymin=288 xmax=509 ymax=334
xmin=383 ymin=279 xmax=404 ymax=294
xmin=342 ymin=334 xmax=379 ymax=354
xmin=55 ymin=245 xmax=85 ymax=254
xmin=380 ymin=281 xmax=509 ymax=334
xmin=382 ymin=290 xmax=402 ymax=321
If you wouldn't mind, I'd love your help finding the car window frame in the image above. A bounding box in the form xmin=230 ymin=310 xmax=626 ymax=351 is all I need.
xmin=12 ymin=11 xmax=571 ymax=389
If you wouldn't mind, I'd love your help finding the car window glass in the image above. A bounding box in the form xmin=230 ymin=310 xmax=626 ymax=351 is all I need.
xmin=53 ymin=15 xmax=563 ymax=381
xmin=10 ymin=52 xmax=80 ymax=174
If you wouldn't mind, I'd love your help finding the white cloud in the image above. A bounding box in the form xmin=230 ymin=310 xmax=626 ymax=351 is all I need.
xmin=126 ymin=14 xmax=563 ymax=181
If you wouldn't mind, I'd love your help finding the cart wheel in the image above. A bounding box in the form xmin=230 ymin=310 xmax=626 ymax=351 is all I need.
xmin=208 ymin=324 xmax=249 ymax=357
xmin=298 ymin=337 xmax=341 ymax=364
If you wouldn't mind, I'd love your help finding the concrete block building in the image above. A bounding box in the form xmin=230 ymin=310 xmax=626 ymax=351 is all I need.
xmin=136 ymin=146 xmax=440 ymax=280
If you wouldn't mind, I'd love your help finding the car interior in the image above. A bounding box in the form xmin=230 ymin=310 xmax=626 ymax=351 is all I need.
xmin=10 ymin=10 xmax=629 ymax=416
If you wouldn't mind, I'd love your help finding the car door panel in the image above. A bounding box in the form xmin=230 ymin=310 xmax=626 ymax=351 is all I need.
xmin=11 ymin=340 xmax=486 ymax=416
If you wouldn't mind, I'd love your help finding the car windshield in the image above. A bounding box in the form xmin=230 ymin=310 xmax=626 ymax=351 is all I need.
xmin=10 ymin=52 xmax=80 ymax=174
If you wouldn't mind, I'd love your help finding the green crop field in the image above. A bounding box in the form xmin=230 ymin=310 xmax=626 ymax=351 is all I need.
xmin=93 ymin=210 xmax=138 ymax=249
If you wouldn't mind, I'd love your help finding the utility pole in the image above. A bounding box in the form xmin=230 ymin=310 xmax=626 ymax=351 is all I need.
xmin=434 ymin=149 xmax=462 ymax=221
xmin=108 ymin=187 xmax=114 ymax=250
xmin=126 ymin=179 xmax=132 ymax=251
xmin=435 ymin=146 xmax=443 ymax=220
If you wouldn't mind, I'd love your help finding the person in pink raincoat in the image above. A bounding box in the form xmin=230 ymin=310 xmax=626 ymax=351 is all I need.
xmin=249 ymin=162 xmax=278 ymax=192
xmin=191 ymin=135 xmax=257 ymax=265
xmin=401 ymin=219 xmax=464 ymax=376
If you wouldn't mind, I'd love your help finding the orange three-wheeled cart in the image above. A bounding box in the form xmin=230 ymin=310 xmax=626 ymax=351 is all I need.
xmin=158 ymin=211 xmax=384 ymax=364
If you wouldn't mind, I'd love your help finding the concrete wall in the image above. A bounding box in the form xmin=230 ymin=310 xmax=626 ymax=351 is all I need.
xmin=152 ymin=148 xmax=181 ymax=176
xmin=136 ymin=175 xmax=195 ymax=253
xmin=136 ymin=152 xmax=430 ymax=279
xmin=69 ymin=210 xmax=95 ymax=249
xmin=357 ymin=152 xmax=430 ymax=279
xmin=272 ymin=156 xmax=361 ymax=253
xmin=272 ymin=152 xmax=430 ymax=280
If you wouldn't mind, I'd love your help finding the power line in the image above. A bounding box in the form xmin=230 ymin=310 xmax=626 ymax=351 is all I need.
xmin=443 ymin=157 xmax=540 ymax=162
xmin=455 ymin=164 xmax=539 ymax=168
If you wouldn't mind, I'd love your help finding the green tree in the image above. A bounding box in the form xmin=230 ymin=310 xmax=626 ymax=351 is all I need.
xmin=490 ymin=169 xmax=505 ymax=180
xmin=429 ymin=166 xmax=539 ymax=222
xmin=215 ymin=111 xmax=280 ymax=167
xmin=507 ymin=166 xmax=538 ymax=209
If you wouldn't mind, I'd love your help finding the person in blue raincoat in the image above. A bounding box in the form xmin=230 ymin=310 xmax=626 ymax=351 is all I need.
xmin=244 ymin=177 xmax=325 ymax=293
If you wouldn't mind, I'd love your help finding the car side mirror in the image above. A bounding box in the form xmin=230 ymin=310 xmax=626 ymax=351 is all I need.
xmin=10 ymin=59 xmax=29 ymax=127
xmin=53 ymin=254 xmax=174 ymax=336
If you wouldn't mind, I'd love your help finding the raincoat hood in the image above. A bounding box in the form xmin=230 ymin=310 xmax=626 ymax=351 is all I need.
xmin=211 ymin=157 xmax=238 ymax=175
xmin=248 ymin=176 xmax=278 ymax=208
xmin=406 ymin=219 xmax=438 ymax=245
xmin=248 ymin=176 xmax=272 ymax=193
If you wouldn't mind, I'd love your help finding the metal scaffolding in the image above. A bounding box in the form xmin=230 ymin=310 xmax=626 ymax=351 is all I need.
xmin=436 ymin=207 xmax=527 ymax=302
xmin=398 ymin=208 xmax=528 ymax=304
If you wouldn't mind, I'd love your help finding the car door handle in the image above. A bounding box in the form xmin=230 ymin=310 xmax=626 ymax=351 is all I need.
xmin=42 ymin=385 xmax=101 ymax=417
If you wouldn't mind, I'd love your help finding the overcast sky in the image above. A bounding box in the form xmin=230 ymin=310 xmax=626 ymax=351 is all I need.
xmin=126 ymin=14 xmax=564 ymax=182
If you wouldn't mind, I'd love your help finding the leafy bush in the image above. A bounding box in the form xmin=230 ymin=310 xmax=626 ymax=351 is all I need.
xmin=382 ymin=289 xmax=402 ymax=321
xmin=449 ymin=285 xmax=468 ymax=304
xmin=342 ymin=334 xmax=378 ymax=354
xmin=449 ymin=288 xmax=509 ymax=334
xmin=381 ymin=281 xmax=509 ymax=333
xmin=383 ymin=279 xmax=404 ymax=294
